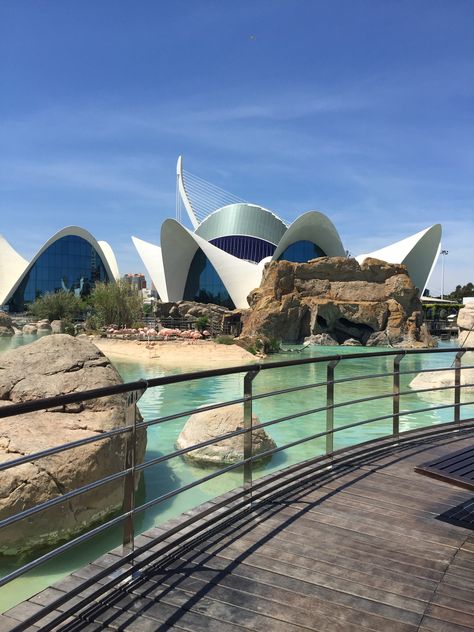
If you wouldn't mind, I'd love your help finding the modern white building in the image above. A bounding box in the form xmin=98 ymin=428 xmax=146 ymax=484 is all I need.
xmin=0 ymin=226 xmax=120 ymax=311
xmin=133 ymin=157 xmax=442 ymax=309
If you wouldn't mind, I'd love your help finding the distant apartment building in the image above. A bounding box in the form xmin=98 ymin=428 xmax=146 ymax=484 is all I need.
xmin=123 ymin=273 xmax=147 ymax=292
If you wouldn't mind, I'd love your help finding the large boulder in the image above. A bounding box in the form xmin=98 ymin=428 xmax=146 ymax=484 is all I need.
xmin=458 ymin=303 xmax=474 ymax=348
xmin=0 ymin=334 xmax=146 ymax=556
xmin=0 ymin=312 xmax=14 ymax=337
xmin=176 ymin=404 xmax=276 ymax=466
xmin=51 ymin=319 xmax=65 ymax=333
xmin=241 ymin=257 xmax=434 ymax=347
xmin=409 ymin=364 xmax=474 ymax=402
xmin=22 ymin=323 xmax=38 ymax=335
xmin=36 ymin=319 xmax=52 ymax=332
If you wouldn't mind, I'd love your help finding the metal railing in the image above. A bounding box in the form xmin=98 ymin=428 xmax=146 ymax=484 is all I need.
xmin=1 ymin=346 xmax=474 ymax=625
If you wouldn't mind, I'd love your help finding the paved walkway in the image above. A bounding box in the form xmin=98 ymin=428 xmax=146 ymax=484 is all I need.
xmin=2 ymin=426 xmax=474 ymax=631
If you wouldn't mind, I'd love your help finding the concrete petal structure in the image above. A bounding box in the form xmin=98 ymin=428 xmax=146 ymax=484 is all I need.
xmin=355 ymin=224 xmax=442 ymax=295
xmin=131 ymin=236 xmax=168 ymax=302
xmin=0 ymin=235 xmax=29 ymax=308
xmin=133 ymin=156 xmax=443 ymax=309
xmin=271 ymin=211 xmax=345 ymax=260
xmin=0 ymin=226 xmax=120 ymax=311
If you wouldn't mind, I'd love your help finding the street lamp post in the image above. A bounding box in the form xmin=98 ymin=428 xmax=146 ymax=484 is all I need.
xmin=440 ymin=249 xmax=448 ymax=300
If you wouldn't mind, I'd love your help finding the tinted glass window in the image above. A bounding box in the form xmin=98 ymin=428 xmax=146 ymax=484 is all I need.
xmin=278 ymin=240 xmax=326 ymax=263
xmin=183 ymin=248 xmax=235 ymax=309
xmin=8 ymin=235 xmax=110 ymax=311
xmin=210 ymin=235 xmax=276 ymax=263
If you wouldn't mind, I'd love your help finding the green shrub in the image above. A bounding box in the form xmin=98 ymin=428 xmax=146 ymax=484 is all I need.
xmin=63 ymin=320 xmax=76 ymax=336
xmin=89 ymin=280 xmax=143 ymax=328
xmin=216 ymin=335 xmax=235 ymax=345
xmin=28 ymin=291 xmax=83 ymax=321
xmin=196 ymin=315 xmax=210 ymax=332
xmin=85 ymin=315 xmax=102 ymax=333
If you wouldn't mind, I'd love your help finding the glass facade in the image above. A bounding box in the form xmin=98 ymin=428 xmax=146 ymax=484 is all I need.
xmin=8 ymin=235 xmax=110 ymax=311
xmin=278 ymin=240 xmax=326 ymax=263
xmin=183 ymin=248 xmax=235 ymax=309
xmin=210 ymin=235 xmax=275 ymax=262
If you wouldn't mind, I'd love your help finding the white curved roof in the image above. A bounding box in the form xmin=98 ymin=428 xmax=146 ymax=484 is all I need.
xmin=1 ymin=226 xmax=119 ymax=307
xmin=0 ymin=235 xmax=29 ymax=306
xmin=160 ymin=219 xmax=263 ymax=308
xmin=97 ymin=240 xmax=120 ymax=281
xmin=271 ymin=211 xmax=346 ymax=260
xmin=356 ymin=224 xmax=442 ymax=295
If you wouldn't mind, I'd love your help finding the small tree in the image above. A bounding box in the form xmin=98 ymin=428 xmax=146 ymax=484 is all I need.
xmin=90 ymin=280 xmax=143 ymax=328
xmin=28 ymin=291 xmax=83 ymax=321
xmin=195 ymin=315 xmax=209 ymax=332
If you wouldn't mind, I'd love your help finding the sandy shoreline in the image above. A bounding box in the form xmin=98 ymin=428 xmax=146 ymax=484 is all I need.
xmin=92 ymin=337 xmax=258 ymax=370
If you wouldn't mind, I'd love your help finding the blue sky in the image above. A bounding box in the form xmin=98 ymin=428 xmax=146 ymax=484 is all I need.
xmin=1 ymin=1 xmax=472 ymax=294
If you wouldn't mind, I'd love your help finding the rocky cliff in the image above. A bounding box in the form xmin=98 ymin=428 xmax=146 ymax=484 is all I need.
xmin=241 ymin=257 xmax=433 ymax=347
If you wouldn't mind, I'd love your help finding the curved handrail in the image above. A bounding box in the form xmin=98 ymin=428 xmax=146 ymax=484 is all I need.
xmin=0 ymin=345 xmax=473 ymax=620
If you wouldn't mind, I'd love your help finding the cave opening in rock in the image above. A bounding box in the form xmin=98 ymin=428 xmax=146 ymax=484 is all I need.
xmin=334 ymin=318 xmax=374 ymax=345
xmin=316 ymin=315 xmax=328 ymax=329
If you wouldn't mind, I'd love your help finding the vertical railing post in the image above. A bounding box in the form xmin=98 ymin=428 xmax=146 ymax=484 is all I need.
xmin=122 ymin=387 xmax=146 ymax=557
xmin=326 ymin=357 xmax=340 ymax=455
xmin=454 ymin=349 xmax=465 ymax=425
xmin=392 ymin=353 xmax=405 ymax=437
xmin=243 ymin=369 xmax=259 ymax=504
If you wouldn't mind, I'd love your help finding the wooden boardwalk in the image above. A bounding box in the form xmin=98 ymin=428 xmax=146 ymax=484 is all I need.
xmin=2 ymin=427 xmax=474 ymax=632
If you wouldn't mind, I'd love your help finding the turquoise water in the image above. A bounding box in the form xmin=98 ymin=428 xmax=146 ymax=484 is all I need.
xmin=0 ymin=336 xmax=471 ymax=612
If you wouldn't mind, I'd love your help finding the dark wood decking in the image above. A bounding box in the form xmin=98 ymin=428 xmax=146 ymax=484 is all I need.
xmin=2 ymin=427 xmax=474 ymax=632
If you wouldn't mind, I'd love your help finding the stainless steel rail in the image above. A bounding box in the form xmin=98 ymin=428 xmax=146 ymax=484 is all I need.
xmin=1 ymin=346 xmax=473 ymax=606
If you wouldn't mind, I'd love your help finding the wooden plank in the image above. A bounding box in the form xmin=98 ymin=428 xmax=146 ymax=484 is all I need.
xmin=140 ymin=555 xmax=422 ymax=632
xmin=196 ymin=521 xmax=442 ymax=591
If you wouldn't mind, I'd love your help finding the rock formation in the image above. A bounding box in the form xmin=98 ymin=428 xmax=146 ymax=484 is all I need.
xmin=176 ymin=404 xmax=276 ymax=466
xmin=51 ymin=319 xmax=65 ymax=333
xmin=241 ymin=257 xmax=434 ymax=347
xmin=457 ymin=302 xmax=474 ymax=348
xmin=22 ymin=323 xmax=38 ymax=335
xmin=36 ymin=318 xmax=52 ymax=332
xmin=410 ymin=302 xmax=474 ymax=400
xmin=156 ymin=300 xmax=231 ymax=322
xmin=0 ymin=334 xmax=146 ymax=556
xmin=0 ymin=312 xmax=14 ymax=337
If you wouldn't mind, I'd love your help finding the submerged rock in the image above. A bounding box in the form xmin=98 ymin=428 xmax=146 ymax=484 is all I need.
xmin=0 ymin=334 xmax=146 ymax=556
xmin=176 ymin=403 xmax=276 ymax=466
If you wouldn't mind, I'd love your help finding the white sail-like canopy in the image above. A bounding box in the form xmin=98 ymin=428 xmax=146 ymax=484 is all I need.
xmin=356 ymin=224 xmax=442 ymax=295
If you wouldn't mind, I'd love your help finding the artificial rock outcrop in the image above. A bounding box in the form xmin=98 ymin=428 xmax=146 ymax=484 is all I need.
xmin=458 ymin=302 xmax=474 ymax=348
xmin=241 ymin=257 xmax=433 ymax=347
xmin=0 ymin=334 xmax=146 ymax=556
xmin=0 ymin=312 xmax=14 ymax=337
